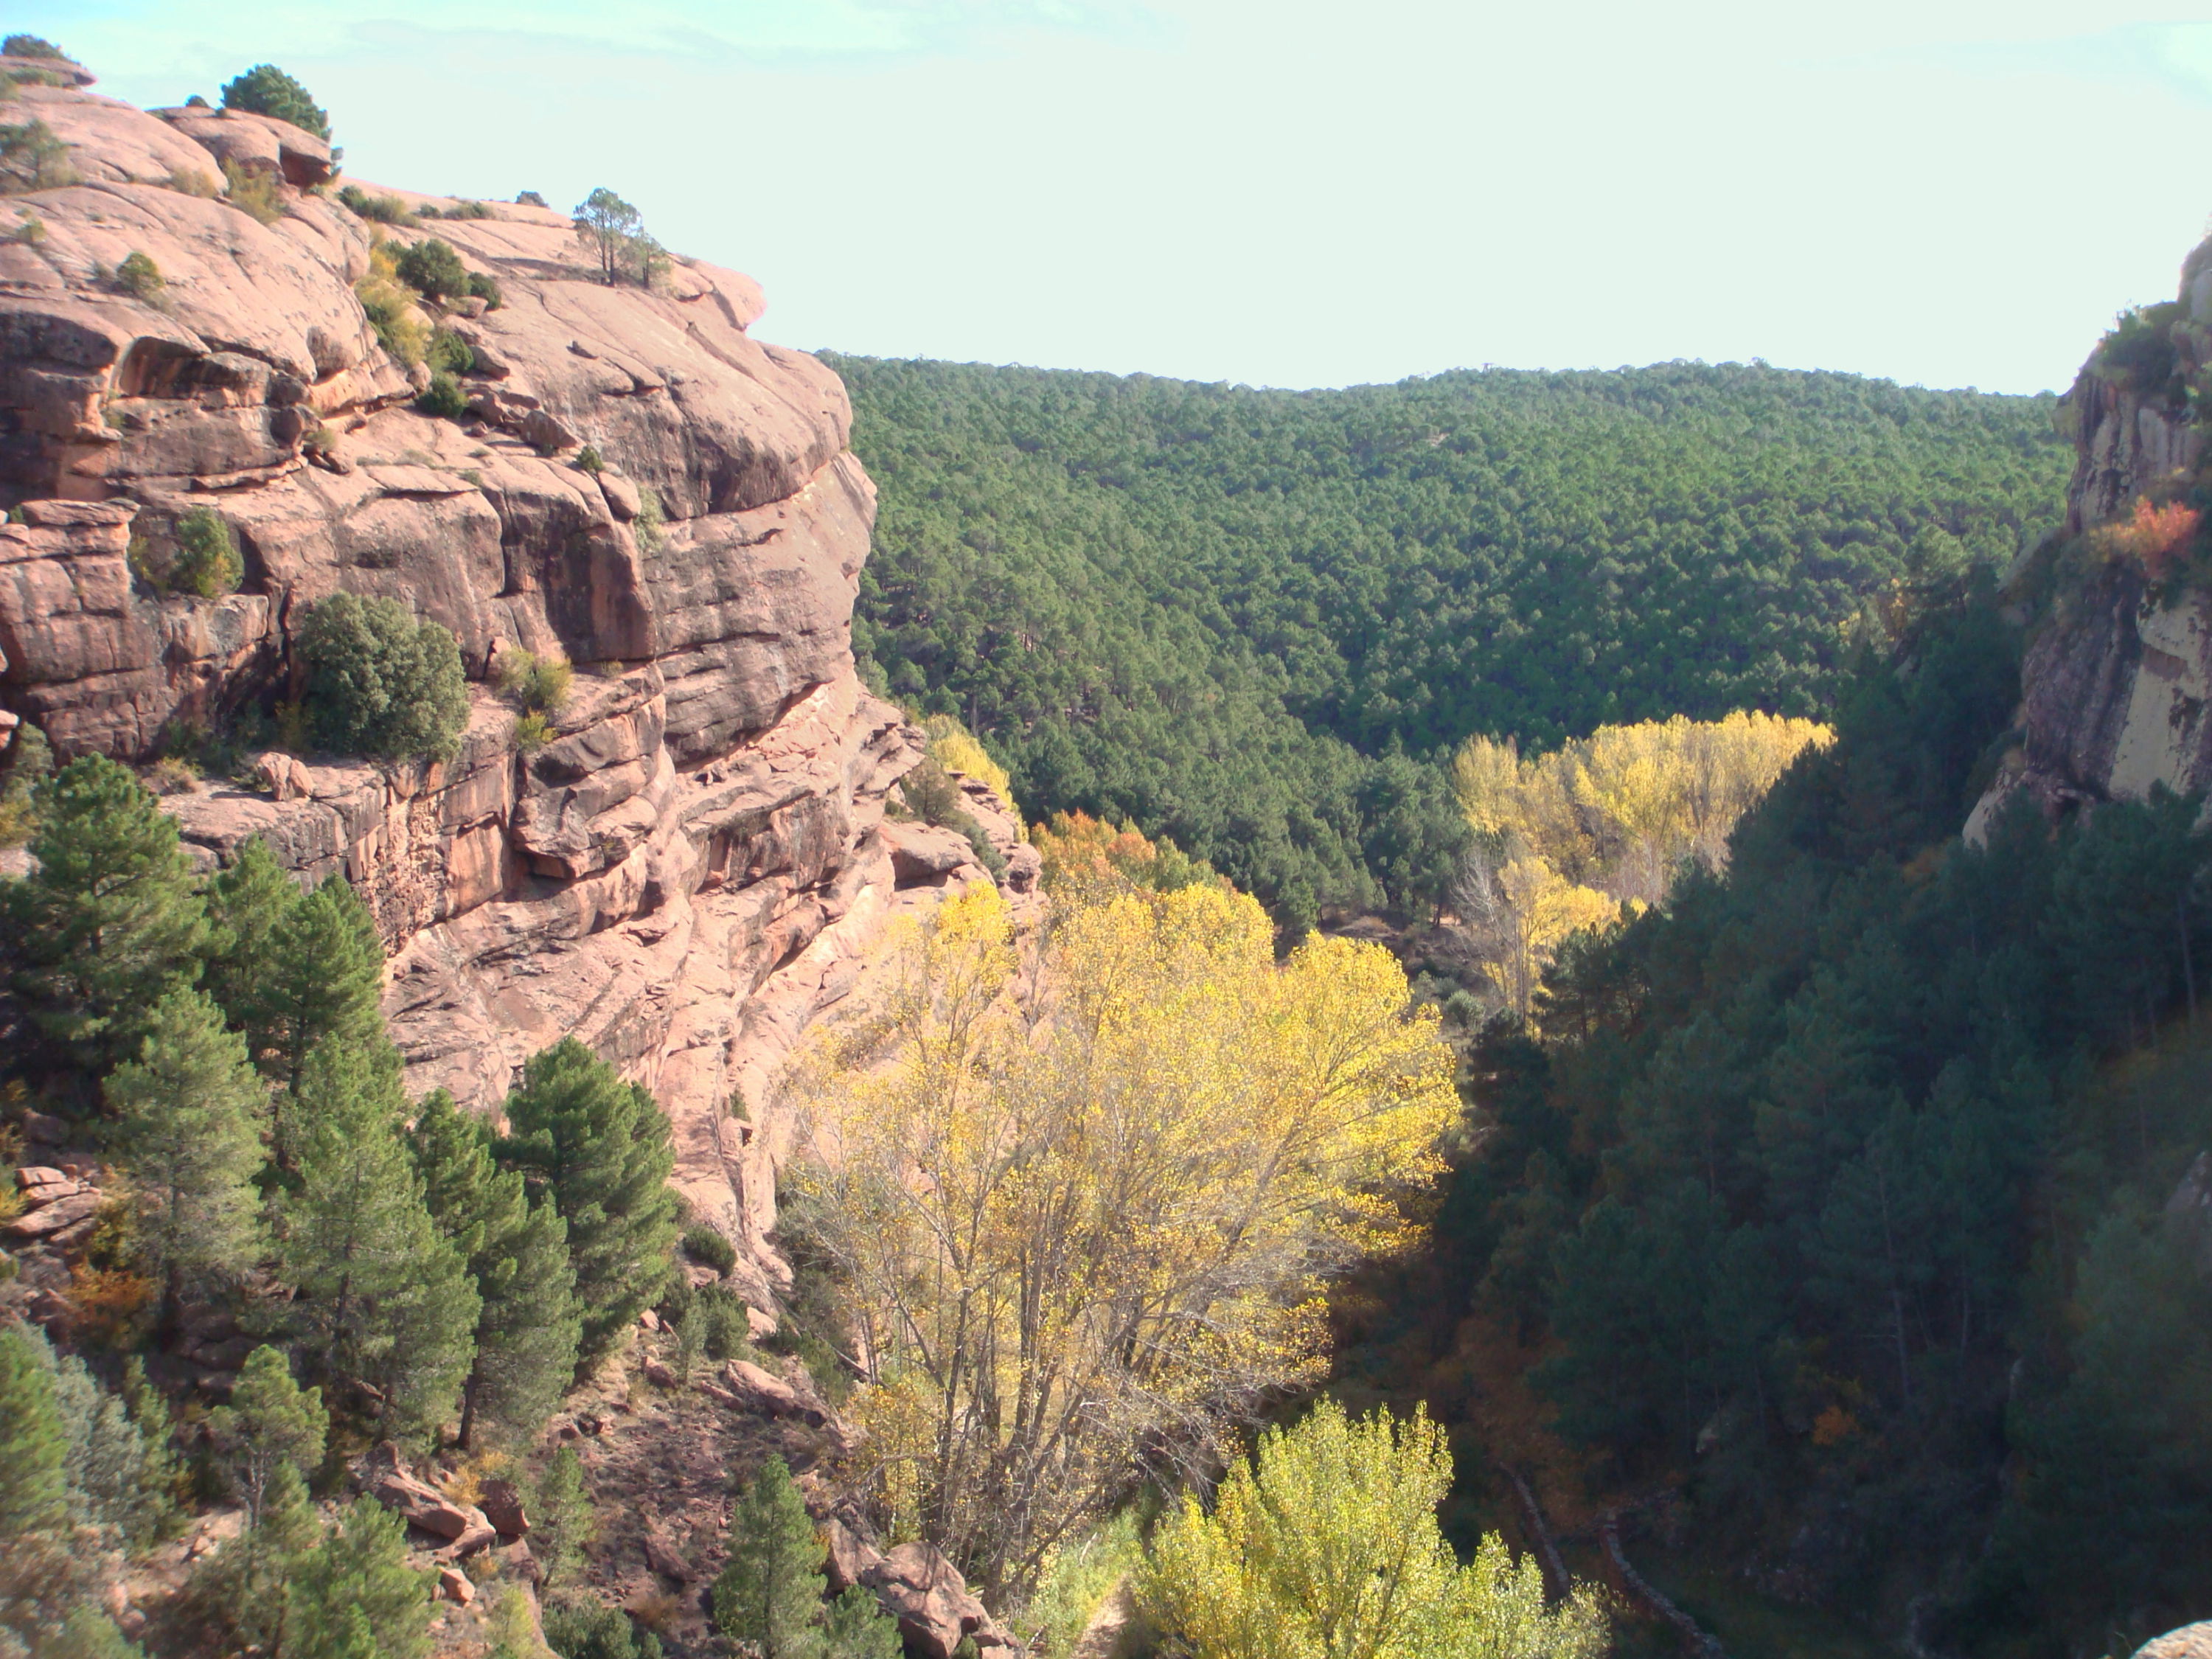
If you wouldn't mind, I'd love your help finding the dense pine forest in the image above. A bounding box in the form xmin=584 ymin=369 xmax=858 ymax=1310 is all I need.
xmin=834 ymin=357 xmax=2070 ymax=922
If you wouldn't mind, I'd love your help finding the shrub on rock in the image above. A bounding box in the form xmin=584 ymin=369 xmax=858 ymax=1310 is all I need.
xmin=297 ymin=592 xmax=469 ymax=763
xmin=395 ymin=237 xmax=467 ymax=302
xmin=219 ymin=63 xmax=330 ymax=141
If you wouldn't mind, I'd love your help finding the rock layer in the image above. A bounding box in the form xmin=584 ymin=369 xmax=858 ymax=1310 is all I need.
xmin=0 ymin=69 xmax=1011 ymax=1290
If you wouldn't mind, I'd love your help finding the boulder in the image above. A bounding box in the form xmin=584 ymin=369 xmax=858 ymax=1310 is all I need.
xmin=858 ymin=1542 xmax=1016 ymax=1659
xmin=358 ymin=1444 xmax=495 ymax=1554
xmin=156 ymin=106 xmax=335 ymax=189
xmin=479 ymin=1479 xmax=529 ymax=1539
xmin=2138 ymin=1625 xmax=2212 ymax=1658
xmin=823 ymin=1517 xmax=883 ymax=1595
xmin=641 ymin=1521 xmax=694 ymax=1583
xmin=884 ymin=820 xmax=973 ymax=886
xmin=436 ymin=1567 xmax=475 ymax=1606
xmin=3 ymin=1189 xmax=100 ymax=1238
xmin=721 ymin=1359 xmax=826 ymax=1427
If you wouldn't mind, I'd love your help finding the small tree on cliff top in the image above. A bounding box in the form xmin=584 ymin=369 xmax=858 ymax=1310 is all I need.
xmin=220 ymin=63 xmax=330 ymax=141
xmin=573 ymin=188 xmax=641 ymax=285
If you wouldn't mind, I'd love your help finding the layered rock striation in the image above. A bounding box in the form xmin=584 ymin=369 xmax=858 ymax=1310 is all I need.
xmin=0 ymin=61 xmax=1018 ymax=1290
xmin=1969 ymin=238 xmax=2212 ymax=834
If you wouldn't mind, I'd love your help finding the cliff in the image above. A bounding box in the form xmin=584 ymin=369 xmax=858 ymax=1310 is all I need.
xmin=0 ymin=58 xmax=1029 ymax=1302
xmin=1969 ymin=240 xmax=2212 ymax=835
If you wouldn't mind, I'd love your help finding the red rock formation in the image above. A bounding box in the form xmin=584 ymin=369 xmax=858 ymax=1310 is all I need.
xmin=1966 ymin=236 xmax=2212 ymax=839
xmin=0 ymin=68 xmax=1015 ymax=1301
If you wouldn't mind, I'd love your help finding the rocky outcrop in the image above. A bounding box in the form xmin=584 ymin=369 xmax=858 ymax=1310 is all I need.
xmin=1968 ymin=238 xmax=2212 ymax=835
xmin=0 ymin=66 xmax=1015 ymax=1297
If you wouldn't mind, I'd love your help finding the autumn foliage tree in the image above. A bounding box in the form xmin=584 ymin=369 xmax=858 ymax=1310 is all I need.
xmin=1142 ymin=1399 xmax=1605 ymax=1659
xmin=787 ymin=882 xmax=1456 ymax=1595
xmin=1446 ymin=710 xmax=1832 ymax=1018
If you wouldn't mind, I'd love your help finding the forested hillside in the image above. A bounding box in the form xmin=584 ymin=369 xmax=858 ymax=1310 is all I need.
xmin=834 ymin=356 xmax=2069 ymax=920
xmin=1430 ymin=571 xmax=2212 ymax=1655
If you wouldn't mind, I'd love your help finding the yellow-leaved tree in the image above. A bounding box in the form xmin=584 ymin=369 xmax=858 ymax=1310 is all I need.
xmin=1142 ymin=1398 xmax=1607 ymax=1659
xmin=1447 ymin=711 xmax=1832 ymax=1018
xmin=785 ymin=882 xmax=1458 ymax=1596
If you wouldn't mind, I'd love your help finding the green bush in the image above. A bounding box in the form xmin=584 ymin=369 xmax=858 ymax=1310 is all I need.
xmin=114 ymin=251 xmax=163 ymax=301
xmin=2095 ymin=303 xmax=2185 ymax=397
xmin=515 ymin=190 xmax=547 ymax=208
xmin=427 ymin=330 xmax=473 ymax=375
xmin=297 ymin=591 xmax=470 ymax=762
xmin=574 ymin=447 xmax=603 ymax=475
xmin=338 ymin=184 xmax=414 ymax=225
xmin=171 ymin=507 xmax=242 ymax=598
xmin=416 ymin=372 xmax=467 ymax=420
xmin=2 ymin=35 xmax=69 ymax=60
xmin=681 ymin=1225 xmax=736 ymax=1276
xmin=394 ymin=237 xmax=467 ymax=302
xmin=0 ymin=723 xmax=52 ymax=847
xmin=496 ymin=650 xmax=571 ymax=714
xmin=466 ymin=270 xmax=501 ymax=309
xmin=0 ymin=119 xmax=75 ymax=192
xmin=445 ymin=199 xmax=493 ymax=220
xmin=633 ymin=485 xmax=664 ymax=555
xmin=512 ymin=711 xmax=554 ymax=753
xmin=219 ymin=63 xmax=330 ymax=142
xmin=220 ymin=159 xmax=282 ymax=226
xmin=544 ymin=1593 xmax=663 ymax=1659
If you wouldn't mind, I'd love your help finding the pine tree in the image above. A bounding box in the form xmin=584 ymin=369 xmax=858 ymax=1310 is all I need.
xmin=712 ymin=1456 xmax=826 ymax=1659
xmin=279 ymin=1041 xmax=479 ymax=1444
xmin=0 ymin=1324 xmax=67 ymax=1539
xmin=498 ymin=1039 xmax=678 ymax=1374
xmin=818 ymin=1587 xmax=902 ymax=1658
xmin=107 ymin=987 xmax=268 ymax=1321
xmin=218 ymin=1458 xmax=322 ymax=1655
xmin=3 ymin=754 xmax=208 ymax=1072
xmin=531 ymin=1445 xmax=596 ymax=1588
xmin=410 ymin=1091 xmax=582 ymax=1448
xmin=44 ymin=1332 xmax=170 ymax=1548
xmin=41 ymin=1605 xmax=148 ymax=1659
xmin=0 ymin=1324 xmax=78 ymax=1652
xmin=281 ymin=1498 xmax=433 ymax=1659
xmin=209 ymin=1346 xmax=329 ymax=1524
xmin=203 ymin=835 xmax=304 ymax=1048
xmin=260 ymin=874 xmax=387 ymax=1094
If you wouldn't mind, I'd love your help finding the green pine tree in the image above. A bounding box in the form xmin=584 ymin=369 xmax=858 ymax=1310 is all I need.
xmin=498 ymin=1039 xmax=678 ymax=1375
xmin=214 ymin=1457 xmax=323 ymax=1655
xmin=209 ymin=1346 xmax=329 ymax=1524
xmin=532 ymin=1444 xmax=596 ymax=1588
xmin=279 ymin=1041 xmax=479 ymax=1444
xmin=38 ymin=1606 xmax=147 ymax=1659
xmin=260 ymin=874 xmax=387 ymax=1094
xmin=281 ymin=1498 xmax=433 ymax=1659
xmin=409 ymin=1091 xmax=582 ymax=1448
xmin=0 ymin=1324 xmax=68 ymax=1539
xmin=203 ymin=835 xmax=305 ymax=1047
xmin=43 ymin=1332 xmax=170 ymax=1549
xmin=712 ymin=1456 xmax=826 ymax=1659
xmin=818 ymin=1587 xmax=902 ymax=1658
xmin=107 ymin=987 xmax=268 ymax=1321
xmin=3 ymin=754 xmax=208 ymax=1073
xmin=0 ymin=1324 xmax=77 ymax=1652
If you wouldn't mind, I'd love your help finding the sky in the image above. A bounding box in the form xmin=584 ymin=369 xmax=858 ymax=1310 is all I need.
xmin=18 ymin=1 xmax=2212 ymax=393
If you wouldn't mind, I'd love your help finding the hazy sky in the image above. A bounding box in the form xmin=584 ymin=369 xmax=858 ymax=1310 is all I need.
xmin=19 ymin=1 xmax=2212 ymax=392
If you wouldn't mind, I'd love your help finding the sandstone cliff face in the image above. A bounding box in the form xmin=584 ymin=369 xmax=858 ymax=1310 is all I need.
xmin=1968 ymin=241 xmax=2212 ymax=836
xmin=0 ymin=63 xmax=1020 ymax=1294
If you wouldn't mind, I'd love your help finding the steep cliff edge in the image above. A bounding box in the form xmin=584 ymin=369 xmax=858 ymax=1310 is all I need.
xmin=1972 ymin=239 xmax=2212 ymax=832
xmin=0 ymin=58 xmax=1026 ymax=1297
